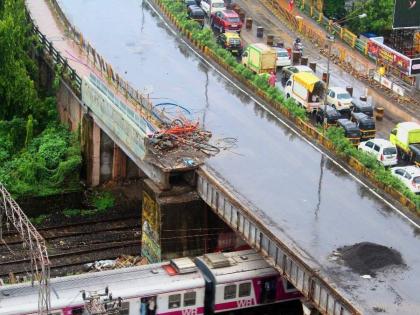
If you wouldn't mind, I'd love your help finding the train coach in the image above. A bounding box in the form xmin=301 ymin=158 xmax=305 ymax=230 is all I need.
xmin=0 ymin=250 xmax=301 ymax=315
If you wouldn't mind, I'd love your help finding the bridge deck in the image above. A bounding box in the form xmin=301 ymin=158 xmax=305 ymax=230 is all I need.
xmin=30 ymin=0 xmax=420 ymax=314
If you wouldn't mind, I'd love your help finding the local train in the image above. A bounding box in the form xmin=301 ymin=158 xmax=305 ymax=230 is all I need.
xmin=0 ymin=250 xmax=301 ymax=315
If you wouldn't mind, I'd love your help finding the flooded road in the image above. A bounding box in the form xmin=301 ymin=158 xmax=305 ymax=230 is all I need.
xmin=57 ymin=0 xmax=420 ymax=313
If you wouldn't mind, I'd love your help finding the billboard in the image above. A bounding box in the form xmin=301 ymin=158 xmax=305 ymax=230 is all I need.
xmin=411 ymin=58 xmax=420 ymax=75
xmin=393 ymin=0 xmax=420 ymax=29
xmin=367 ymin=38 xmax=412 ymax=74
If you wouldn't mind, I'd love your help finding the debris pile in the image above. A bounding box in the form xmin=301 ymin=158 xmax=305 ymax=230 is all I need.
xmin=336 ymin=242 xmax=404 ymax=276
xmin=149 ymin=117 xmax=219 ymax=156
xmin=84 ymin=255 xmax=147 ymax=272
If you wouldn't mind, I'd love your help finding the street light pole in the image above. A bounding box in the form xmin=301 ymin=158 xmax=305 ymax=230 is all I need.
xmin=323 ymin=34 xmax=334 ymax=134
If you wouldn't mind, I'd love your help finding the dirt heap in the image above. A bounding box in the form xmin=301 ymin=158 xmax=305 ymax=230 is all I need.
xmin=337 ymin=242 xmax=404 ymax=276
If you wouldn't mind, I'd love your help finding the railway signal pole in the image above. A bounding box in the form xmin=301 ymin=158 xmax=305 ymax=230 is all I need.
xmin=0 ymin=184 xmax=51 ymax=314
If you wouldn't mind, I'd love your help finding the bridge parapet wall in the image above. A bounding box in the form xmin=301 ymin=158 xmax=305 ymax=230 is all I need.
xmin=196 ymin=167 xmax=359 ymax=315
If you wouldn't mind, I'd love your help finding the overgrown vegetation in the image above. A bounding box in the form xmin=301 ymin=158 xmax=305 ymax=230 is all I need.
xmin=0 ymin=0 xmax=81 ymax=197
xmin=90 ymin=191 xmax=115 ymax=211
xmin=159 ymin=0 xmax=419 ymax=211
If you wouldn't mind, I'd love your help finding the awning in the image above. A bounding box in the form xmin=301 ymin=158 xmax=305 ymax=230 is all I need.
xmin=293 ymin=72 xmax=321 ymax=92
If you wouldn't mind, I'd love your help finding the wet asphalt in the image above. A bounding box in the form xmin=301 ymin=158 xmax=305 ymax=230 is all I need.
xmin=57 ymin=0 xmax=420 ymax=313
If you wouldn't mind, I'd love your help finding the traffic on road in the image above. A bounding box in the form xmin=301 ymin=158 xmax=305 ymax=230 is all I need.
xmin=57 ymin=0 xmax=420 ymax=313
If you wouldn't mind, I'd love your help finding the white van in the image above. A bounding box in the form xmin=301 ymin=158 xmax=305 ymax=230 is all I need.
xmin=358 ymin=138 xmax=398 ymax=166
xmin=200 ymin=0 xmax=226 ymax=15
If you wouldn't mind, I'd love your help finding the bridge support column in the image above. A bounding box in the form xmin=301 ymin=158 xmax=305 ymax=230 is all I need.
xmin=91 ymin=121 xmax=101 ymax=187
xmin=112 ymin=144 xmax=127 ymax=180
xmin=141 ymin=179 xmax=229 ymax=263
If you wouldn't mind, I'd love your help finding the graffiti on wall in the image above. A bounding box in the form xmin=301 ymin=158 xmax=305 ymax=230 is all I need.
xmin=141 ymin=191 xmax=161 ymax=263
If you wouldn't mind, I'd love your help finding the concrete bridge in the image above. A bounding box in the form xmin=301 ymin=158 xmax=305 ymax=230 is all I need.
xmin=26 ymin=0 xmax=420 ymax=314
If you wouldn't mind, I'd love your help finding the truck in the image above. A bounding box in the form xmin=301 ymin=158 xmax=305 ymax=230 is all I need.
xmin=390 ymin=122 xmax=420 ymax=166
xmin=284 ymin=72 xmax=325 ymax=112
xmin=241 ymin=43 xmax=277 ymax=74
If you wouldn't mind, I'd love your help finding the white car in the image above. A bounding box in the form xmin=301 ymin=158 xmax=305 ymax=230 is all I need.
xmin=275 ymin=48 xmax=291 ymax=68
xmin=390 ymin=166 xmax=420 ymax=194
xmin=326 ymin=87 xmax=353 ymax=111
xmin=200 ymin=0 xmax=226 ymax=15
xmin=358 ymin=139 xmax=398 ymax=166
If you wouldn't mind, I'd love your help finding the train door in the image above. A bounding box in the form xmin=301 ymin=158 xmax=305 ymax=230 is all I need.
xmin=139 ymin=296 xmax=157 ymax=315
xmin=204 ymin=277 xmax=215 ymax=315
xmin=260 ymin=277 xmax=277 ymax=304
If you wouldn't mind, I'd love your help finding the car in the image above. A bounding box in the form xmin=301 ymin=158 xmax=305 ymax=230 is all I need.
xmin=211 ymin=10 xmax=242 ymax=33
xmin=358 ymin=138 xmax=398 ymax=166
xmin=390 ymin=166 xmax=420 ymax=194
xmin=275 ymin=48 xmax=291 ymax=68
xmin=216 ymin=32 xmax=243 ymax=54
xmin=187 ymin=5 xmax=205 ymax=27
xmin=200 ymin=0 xmax=226 ymax=15
xmin=280 ymin=65 xmax=313 ymax=82
xmin=184 ymin=0 xmax=197 ymax=6
xmin=326 ymin=87 xmax=353 ymax=112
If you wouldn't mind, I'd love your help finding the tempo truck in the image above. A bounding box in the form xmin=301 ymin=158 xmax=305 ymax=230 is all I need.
xmin=390 ymin=122 xmax=420 ymax=166
xmin=241 ymin=43 xmax=277 ymax=74
xmin=284 ymin=72 xmax=325 ymax=112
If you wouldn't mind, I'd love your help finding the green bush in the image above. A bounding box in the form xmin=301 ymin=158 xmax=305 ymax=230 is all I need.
xmin=326 ymin=127 xmax=419 ymax=210
xmin=90 ymin=191 xmax=115 ymax=211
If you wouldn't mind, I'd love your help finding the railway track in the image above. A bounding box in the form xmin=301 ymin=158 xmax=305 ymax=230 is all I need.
xmin=0 ymin=240 xmax=141 ymax=278
xmin=0 ymin=216 xmax=140 ymax=244
xmin=0 ymin=216 xmax=142 ymax=280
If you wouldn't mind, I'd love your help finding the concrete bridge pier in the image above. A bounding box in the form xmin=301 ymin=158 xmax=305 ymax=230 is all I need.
xmin=141 ymin=178 xmax=233 ymax=263
xmin=83 ymin=115 xmax=139 ymax=186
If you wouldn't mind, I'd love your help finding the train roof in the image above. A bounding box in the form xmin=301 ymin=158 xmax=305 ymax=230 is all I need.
xmin=196 ymin=250 xmax=277 ymax=284
xmin=0 ymin=261 xmax=204 ymax=315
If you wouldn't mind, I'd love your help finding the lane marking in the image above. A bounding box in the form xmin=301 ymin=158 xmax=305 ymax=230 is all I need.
xmin=146 ymin=0 xmax=420 ymax=230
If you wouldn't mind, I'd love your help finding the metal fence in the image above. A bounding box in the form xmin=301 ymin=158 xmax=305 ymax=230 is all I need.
xmin=31 ymin=24 xmax=82 ymax=93
xmin=45 ymin=0 xmax=162 ymax=127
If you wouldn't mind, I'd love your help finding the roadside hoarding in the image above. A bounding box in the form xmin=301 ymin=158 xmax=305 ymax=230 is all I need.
xmin=367 ymin=37 xmax=416 ymax=75
xmin=393 ymin=0 xmax=420 ymax=29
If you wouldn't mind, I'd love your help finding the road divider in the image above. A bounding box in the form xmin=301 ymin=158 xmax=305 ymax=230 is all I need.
xmin=153 ymin=0 xmax=419 ymax=213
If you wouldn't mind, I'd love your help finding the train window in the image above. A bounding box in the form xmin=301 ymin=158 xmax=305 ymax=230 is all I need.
xmin=286 ymin=280 xmax=296 ymax=291
xmin=184 ymin=292 xmax=196 ymax=306
xmin=168 ymin=294 xmax=181 ymax=309
xmin=238 ymin=283 xmax=251 ymax=297
xmin=72 ymin=308 xmax=84 ymax=315
xmin=224 ymin=285 xmax=237 ymax=300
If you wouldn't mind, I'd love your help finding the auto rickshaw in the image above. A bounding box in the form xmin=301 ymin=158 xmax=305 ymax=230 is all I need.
xmin=337 ymin=118 xmax=361 ymax=146
xmin=315 ymin=105 xmax=341 ymax=128
xmin=216 ymin=32 xmax=243 ymax=55
xmin=350 ymin=112 xmax=376 ymax=140
xmin=352 ymin=100 xmax=373 ymax=117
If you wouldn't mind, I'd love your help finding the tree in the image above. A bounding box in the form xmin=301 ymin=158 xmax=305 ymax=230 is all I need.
xmin=323 ymin=0 xmax=346 ymax=20
xmin=347 ymin=0 xmax=394 ymax=35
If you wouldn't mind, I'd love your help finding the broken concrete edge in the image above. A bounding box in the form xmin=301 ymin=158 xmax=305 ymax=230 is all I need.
xmin=151 ymin=0 xmax=419 ymax=213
